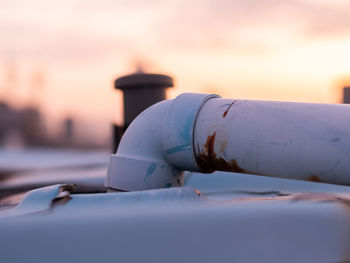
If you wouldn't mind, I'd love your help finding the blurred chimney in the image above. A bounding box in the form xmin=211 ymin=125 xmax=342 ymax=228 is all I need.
xmin=343 ymin=86 xmax=350 ymax=104
xmin=63 ymin=117 xmax=74 ymax=144
xmin=112 ymin=72 xmax=174 ymax=152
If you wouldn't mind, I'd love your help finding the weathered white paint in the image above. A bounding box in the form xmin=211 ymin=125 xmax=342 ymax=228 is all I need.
xmin=2 ymin=183 xmax=350 ymax=263
xmin=105 ymin=93 xmax=219 ymax=191
xmin=194 ymin=98 xmax=350 ymax=185
xmin=106 ymin=93 xmax=350 ymax=191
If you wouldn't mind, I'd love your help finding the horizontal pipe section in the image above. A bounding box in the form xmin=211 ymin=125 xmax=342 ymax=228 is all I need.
xmin=194 ymin=98 xmax=350 ymax=185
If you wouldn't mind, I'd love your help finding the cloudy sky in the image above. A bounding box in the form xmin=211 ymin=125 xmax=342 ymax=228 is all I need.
xmin=1 ymin=0 xmax=350 ymax=139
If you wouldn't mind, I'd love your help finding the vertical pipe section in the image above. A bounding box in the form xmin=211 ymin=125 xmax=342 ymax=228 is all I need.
xmin=194 ymin=98 xmax=350 ymax=185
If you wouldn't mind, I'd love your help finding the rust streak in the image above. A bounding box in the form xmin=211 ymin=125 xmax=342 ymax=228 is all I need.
xmin=222 ymin=100 xmax=237 ymax=118
xmin=308 ymin=175 xmax=322 ymax=183
xmin=206 ymin=132 xmax=216 ymax=160
xmin=197 ymin=132 xmax=246 ymax=173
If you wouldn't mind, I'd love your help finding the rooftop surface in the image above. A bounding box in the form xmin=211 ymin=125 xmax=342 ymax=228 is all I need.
xmin=1 ymin=159 xmax=350 ymax=262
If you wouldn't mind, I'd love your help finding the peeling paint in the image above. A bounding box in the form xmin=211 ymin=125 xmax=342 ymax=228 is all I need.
xmin=179 ymin=114 xmax=194 ymax=141
xmin=0 ymin=184 xmax=75 ymax=218
xmin=51 ymin=195 xmax=72 ymax=207
xmin=144 ymin=163 xmax=157 ymax=182
xmin=48 ymin=185 xmax=74 ymax=208
xmin=165 ymin=144 xmax=191 ymax=155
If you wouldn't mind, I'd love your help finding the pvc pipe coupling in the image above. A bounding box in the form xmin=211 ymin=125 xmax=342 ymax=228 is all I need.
xmin=106 ymin=93 xmax=350 ymax=191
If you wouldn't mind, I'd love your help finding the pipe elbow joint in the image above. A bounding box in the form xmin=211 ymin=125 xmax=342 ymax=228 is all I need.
xmin=105 ymin=93 xmax=219 ymax=191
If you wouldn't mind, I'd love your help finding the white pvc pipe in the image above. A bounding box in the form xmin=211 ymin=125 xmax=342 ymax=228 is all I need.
xmin=105 ymin=93 xmax=218 ymax=191
xmin=194 ymin=98 xmax=350 ymax=185
xmin=106 ymin=93 xmax=350 ymax=191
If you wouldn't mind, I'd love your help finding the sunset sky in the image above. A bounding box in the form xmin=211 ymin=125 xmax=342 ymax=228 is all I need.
xmin=1 ymin=0 xmax=350 ymax=141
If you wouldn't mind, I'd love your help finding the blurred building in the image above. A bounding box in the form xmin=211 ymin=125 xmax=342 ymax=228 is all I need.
xmin=112 ymin=71 xmax=173 ymax=152
xmin=0 ymin=102 xmax=46 ymax=148
xmin=0 ymin=62 xmax=107 ymax=149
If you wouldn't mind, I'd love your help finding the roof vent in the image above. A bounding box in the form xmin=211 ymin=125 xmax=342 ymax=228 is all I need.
xmin=112 ymin=72 xmax=173 ymax=152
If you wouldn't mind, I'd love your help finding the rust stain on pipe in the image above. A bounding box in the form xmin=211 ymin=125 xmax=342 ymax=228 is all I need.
xmin=222 ymin=100 xmax=237 ymax=118
xmin=197 ymin=132 xmax=246 ymax=173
